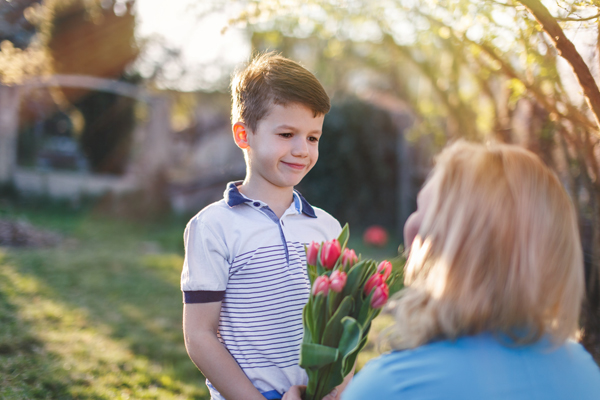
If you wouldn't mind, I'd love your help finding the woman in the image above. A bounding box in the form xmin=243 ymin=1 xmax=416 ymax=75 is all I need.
xmin=343 ymin=141 xmax=600 ymax=399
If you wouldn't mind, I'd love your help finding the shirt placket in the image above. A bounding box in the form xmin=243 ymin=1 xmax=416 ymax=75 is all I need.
xmin=251 ymin=202 xmax=295 ymax=266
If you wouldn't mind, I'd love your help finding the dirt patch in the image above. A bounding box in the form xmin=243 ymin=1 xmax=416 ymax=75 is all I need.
xmin=0 ymin=219 xmax=62 ymax=248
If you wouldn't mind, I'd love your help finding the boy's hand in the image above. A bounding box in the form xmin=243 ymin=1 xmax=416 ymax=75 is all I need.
xmin=282 ymin=385 xmax=339 ymax=400
xmin=283 ymin=365 xmax=354 ymax=400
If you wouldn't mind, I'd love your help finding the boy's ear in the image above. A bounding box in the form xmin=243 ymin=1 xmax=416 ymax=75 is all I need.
xmin=233 ymin=122 xmax=249 ymax=149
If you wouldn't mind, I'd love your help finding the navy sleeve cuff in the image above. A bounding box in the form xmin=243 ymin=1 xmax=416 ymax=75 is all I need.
xmin=183 ymin=290 xmax=225 ymax=303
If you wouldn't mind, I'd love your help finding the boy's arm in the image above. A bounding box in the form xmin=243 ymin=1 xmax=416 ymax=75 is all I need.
xmin=183 ymin=302 xmax=265 ymax=400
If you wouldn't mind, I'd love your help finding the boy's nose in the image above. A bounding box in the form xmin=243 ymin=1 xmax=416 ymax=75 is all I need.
xmin=291 ymin=138 xmax=309 ymax=157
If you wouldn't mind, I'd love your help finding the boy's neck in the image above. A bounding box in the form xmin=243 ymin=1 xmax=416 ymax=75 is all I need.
xmin=238 ymin=179 xmax=295 ymax=219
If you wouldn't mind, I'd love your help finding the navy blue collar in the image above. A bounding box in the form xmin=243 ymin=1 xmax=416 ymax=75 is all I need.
xmin=294 ymin=190 xmax=317 ymax=218
xmin=224 ymin=181 xmax=252 ymax=207
xmin=224 ymin=181 xmax=317 ymax=218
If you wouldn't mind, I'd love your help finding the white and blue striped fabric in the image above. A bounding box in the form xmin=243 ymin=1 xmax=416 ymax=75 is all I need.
xmin=181 ymin=181 xmax=342 ymax=400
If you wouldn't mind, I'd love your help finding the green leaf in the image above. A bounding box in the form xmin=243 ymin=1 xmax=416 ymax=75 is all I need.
xmin=327 ymin=287 xmax=342 ymax=318
xmin=356 ymin=331 xmax=370 ymax=352
xmin=312 ymin=295 xmax=327 ymax=343
xmin=357 ymin=291 xmax=374 ymax=329
xmin=306 ymin=368 xmax=320 ymax=399
xmin=343 ymin=260 xmax=369 ymax=299
xmin=305 ymin=257 xmax=318 ymax=285
xmin=342 ymin=334 xmax=369 ymax=376
xmin=361 ymin=321 xmax=372 ymax=340
xmin=314 ymin=317 xmax=363 ymax=397
xmin=299 ymin=343 xmax=339 ymax=370
xmin=337 ymin=223 xmax=350 ymax=250
xmin=362 ymin=261 xmax=377 ymax=284
xmin=339 ymin=317 xmax=362 ymax=371
xmin=372 ymin=307 xmax=382 ymax=320
xmin=322 ymin=296 xmax=354 ymax=347
xmin=302 ymin=303 xmax=313 ymax=344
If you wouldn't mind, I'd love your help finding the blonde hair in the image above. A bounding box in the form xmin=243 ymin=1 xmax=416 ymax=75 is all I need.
xmin=389 ymin=140 xmax=584 ymax=349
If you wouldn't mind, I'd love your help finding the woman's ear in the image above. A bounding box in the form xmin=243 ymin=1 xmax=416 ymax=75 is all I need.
xmin=233 ymin=122 xmax=249 ymax=149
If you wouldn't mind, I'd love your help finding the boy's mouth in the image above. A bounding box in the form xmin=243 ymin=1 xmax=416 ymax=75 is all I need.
xmin=281 ymin=161 xmax=307 ymax=170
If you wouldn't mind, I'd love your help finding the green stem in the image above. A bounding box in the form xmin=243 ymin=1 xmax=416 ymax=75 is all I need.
xmin=314 ymin=365 xmax=332 ymax=400
xmin=305 ymin=369 xmax=320 ymax=400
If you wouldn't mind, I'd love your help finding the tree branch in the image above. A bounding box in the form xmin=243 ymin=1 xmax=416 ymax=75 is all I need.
xmin=518 ymin=0 xmax=600 ymax=133
xmin=556 ymin=13 xmax=600 ymax=22
xmin=414 ymin=9 xmax=597 ymax=132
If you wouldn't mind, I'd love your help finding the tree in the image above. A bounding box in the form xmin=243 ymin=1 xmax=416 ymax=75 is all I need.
xmin=298 ymin=97 xmax=400 ymax=232
xmin=228 ymin=0 xmax=600 ymax=360
xmin=1 ymin=0 xmax=141 ymax=174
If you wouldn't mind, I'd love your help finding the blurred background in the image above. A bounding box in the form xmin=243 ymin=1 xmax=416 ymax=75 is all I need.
xmin=1 ymin=0 xmax=600 ymax=398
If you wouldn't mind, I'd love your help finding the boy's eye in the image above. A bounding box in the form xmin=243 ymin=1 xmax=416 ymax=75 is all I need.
xmin=309 ymin=136 xmax=319 ymax=143
xmin=279 ymin=133 xmax=293 ymax=138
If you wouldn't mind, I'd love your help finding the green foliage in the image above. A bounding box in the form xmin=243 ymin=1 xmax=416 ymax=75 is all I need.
xmin=229 ymin=0 xmax=600 ymax=366
xmin=238 ymin=0 xmax=600 ymax=146
xmin=0 ymin=209 xmax=206 ymax=399
xmin=77 ymin=73 xmax=141 ymax=174
xmin=0 ymin=204 xmax=401 ymax=399
xmin=299 ymin=97 xmax=399 ymax=231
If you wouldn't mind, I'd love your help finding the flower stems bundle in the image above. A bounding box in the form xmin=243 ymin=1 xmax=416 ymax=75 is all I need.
xmin=300 ymin=224 xmax=394 ymax=400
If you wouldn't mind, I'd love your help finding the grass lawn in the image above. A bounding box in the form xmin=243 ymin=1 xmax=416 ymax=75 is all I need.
xmin=0 ymin=201 xmax=403 ymax=399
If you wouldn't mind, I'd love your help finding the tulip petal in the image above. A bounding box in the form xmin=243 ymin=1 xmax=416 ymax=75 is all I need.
xmin=320 ymin=239 xmax=342 ymax=270
xmin=312 ymin=276 xmax=330 ymax=296
xmin=316 ymin=244 xmax=326 ymax=275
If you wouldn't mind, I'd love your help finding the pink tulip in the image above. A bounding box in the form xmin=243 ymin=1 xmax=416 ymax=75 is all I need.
xmin=363 ymin=225 xmax=388 ymax=247
xmin=312 ymin=276 xmax=330 ymax=296
xmin=364 ymin=273 xmax=384 ymax=296
xmin=306 ymin=241 xmax=320 ymax=266
xmin=341 ymin=248 xmax=358 ymax=268
xmin=371 ymin=282 xmax=389 ymax=309
xmin=329 ymin=270 xmax=347 ymax=293
xmin=377 ymin=260 xmax=392 ymax=281
xmin=320 ymin=239 xmax=341 ymax=270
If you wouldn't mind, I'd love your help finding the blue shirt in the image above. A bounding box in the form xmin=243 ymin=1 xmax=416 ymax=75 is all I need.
xmin=343 ymin=333 xmax=600 ymax=400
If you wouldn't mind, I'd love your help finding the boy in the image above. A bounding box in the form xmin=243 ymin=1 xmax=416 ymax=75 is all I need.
xmin=181 ymin=53 xmax=344 ymax=400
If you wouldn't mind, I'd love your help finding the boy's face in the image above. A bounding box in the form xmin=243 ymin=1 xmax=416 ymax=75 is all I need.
xmin=245 ymin=102 xmax=324 ymax=191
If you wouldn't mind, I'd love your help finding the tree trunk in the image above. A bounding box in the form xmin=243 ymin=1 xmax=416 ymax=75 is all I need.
xmin=581 ymin=187 xmax=600 ymax=363
xmin=0 ymin=85 xmax=21 ymax=185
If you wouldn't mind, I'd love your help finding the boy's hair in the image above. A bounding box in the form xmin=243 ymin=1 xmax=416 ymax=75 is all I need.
xmin=388 ymin=140 xmax=583 ymax=350
xmin=231 ymin=52 xmax=330 ymax=132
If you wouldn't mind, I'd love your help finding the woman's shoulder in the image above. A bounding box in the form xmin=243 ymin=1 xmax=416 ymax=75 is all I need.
xmin=343 ymin=334 xmax=600 ymax=400
xmin=348 ymin=336 xmax=483 ymax=378
xmin=342 ymin=346 xmax=449 ymax=399
xmin=342 ymin=352 xmax=401 ymax=399
xmin=557 ymin=339 xmax=600 ymax=378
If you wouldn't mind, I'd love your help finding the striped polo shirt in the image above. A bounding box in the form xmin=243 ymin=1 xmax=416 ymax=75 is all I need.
xmin=181 ymin=181 xmax=342 ymax=400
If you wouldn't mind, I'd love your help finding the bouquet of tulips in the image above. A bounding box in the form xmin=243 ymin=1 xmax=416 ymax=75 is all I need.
xmin=300 ymin=224 xmax=394 ymax=400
